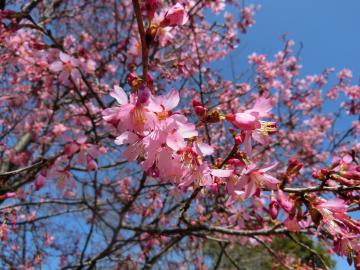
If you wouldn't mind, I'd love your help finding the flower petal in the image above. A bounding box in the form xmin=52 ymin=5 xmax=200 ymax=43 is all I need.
xmin=162 ymin=89 xmax=180 ymax=111
xmin=49 ymin=61 xmax=64 ymax=72
xmin=115 ymin=131 xmax=138 ymax=145
xmin=59 ymin=52 xmax=72 ymax=63
xmin=110 ymin=86 xmax=128 ymax=105
xmin=211 ymin=169 xmax=233 ymax=177
xmin=196 ymin=142 xmax=214 ymax=156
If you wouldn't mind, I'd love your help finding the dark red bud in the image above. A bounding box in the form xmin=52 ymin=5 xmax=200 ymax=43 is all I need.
xmin=228 ymin=158 xmax=244 ymax=166
xmin=127 ymin=73 xmax=137 ymax=86
xmin=194 ymin=106 xmax=206 ymax=116
xmin=320 ymin=168 xmax=328 ymax=175
xmin=226 ymin=113 xmax=235 ymax=122
xmin=234 ymin=135 xmax=243 ymax=145
xmin=192 ymin=99 xmax=202 ymax=107
xmin=312 ymin=172 xmax=320 ymax=179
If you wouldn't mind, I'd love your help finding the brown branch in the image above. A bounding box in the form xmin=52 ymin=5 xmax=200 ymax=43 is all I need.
xmin=283 ymin=184 xmax=360 ymax=194
xmin=0 ymin=160 xmax=45 ymax=177
xmin=132 ymin=0 xmax=149 ymax=80
xmin=0 ymin=132 xmax=32 ymax=173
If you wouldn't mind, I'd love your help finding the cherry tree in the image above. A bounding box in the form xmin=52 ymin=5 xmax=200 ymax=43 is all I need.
xmin=0 ymin=0 xmax=359 ymax=269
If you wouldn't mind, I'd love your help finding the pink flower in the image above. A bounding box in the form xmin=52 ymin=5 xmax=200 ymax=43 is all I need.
xmin=233 ymin=162 xmax=279 ymax=200
xmin=49 ymin=52 xmax=81 ymax=85
xmin=160 ymin=3 xmax=188 ymax=27
xmin=227 ymin=98 xmax=272 ymax=130
xmin=148 ymin=89 xmax=180 ymax=121
xmin=103 ymin=85 xmax=156 ymax=133
xmin=227 ymin=98 xmax=275 ymax=155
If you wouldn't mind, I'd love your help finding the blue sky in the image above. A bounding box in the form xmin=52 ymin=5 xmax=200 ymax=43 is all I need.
xmin=223 ymin=1 xmax=359 ymax=269
xmin=233 ymin=0 xmax=360 ymax=75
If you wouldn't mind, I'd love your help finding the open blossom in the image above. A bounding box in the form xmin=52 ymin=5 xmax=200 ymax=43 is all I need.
xmin=49 ymin=52 xmax=81 ymax=85
xmin=103 ymin=85 xmax=156 ymax=133
xmin=226 ymin=98 xmax=272 ymax=130
xmin=309 ymin=197 xmax=360 ymax=239
xmin=229 ymin=162 xmax=279 ymax=200
xmin=226 ymin=98 xmax=275 ymax=154
xmin=160 ymin=3 xmax=188 ymax=27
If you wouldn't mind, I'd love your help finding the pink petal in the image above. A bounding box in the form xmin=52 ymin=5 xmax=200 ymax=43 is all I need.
xmin=58 ymin=71 xmax=70 ymax=83
xmin=49 ymin=61 xmax=63 ymax=72
xmin=211 ymin=169 xmax=233 ymax=177
xmin=320 ymin=199 xmax=347 ymax=212
xmin=252 ymin=98 xmax=272 ymax=117
xmin=258 ymin=162 xmax=278 ymax=173
xmin=177 ymin=123 xmax=198 ymax=138
xmin=70 ymin=69 xmax=81 ymax=82
xmin=244 ymin=131 xmax=252 ymax=156
xmin=162 ymin=89 xmax=180 ymax=111
xmin=115 ymin=131 xmax=139 ymax=145
xmin=147 ymin=95 xmax=163 ymax=112
xmin=59 ymin=52 xmax=72 ymax=63
xmin=196 ymin=142 xmax=214 ymax=156
xmin=252 ymin=131 xmax=270 ymax=145
xmin=244 ymin=179 xmax=257 ymax=199
xmin=234 ymin=113 xmax=258 ymax=130
xmin=76 ymin=136 xmax=87 ymax=144
xmin=110 ymin=86 xmax=128 ymax=105
xmin=166 ymin=133 xmax=186 ymax=151
xmin=261 ymin=173 xmax=279 ymax=189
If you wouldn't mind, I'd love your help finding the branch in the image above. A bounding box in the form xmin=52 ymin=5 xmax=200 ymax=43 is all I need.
xmin=143 ymin=236 xmax=183 ymax=270
xmin=132 ymin=0 xmax=149 ymax=80
xmin=0 ymin=159 xmax=45 ymax=177
xmin=286 ymin=233 xmax=330 ymax=270
xmin=283 ymin=184 xmax=360 ymax=194
xmin=0 ymin=132 xmax=32 ymax=173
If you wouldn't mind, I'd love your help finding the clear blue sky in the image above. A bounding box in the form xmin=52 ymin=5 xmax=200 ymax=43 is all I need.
xmin=223 ymin=1 xmax=359 ymax=269
xmin=232 ymin=0 xmax=360 ymax=76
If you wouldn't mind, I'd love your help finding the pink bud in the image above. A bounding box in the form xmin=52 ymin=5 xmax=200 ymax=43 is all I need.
xmin=269 ymin=193 xmax=279 ymax=219
xmin=228 ymin=158 xmax=244 ymax=166
xmin=341 ymin=171 xmax=360 ymax=180
xmin=160 ymin=3 xmax=188 ymax=27
xmin=35 ymin=174 xmax=46 ymax=191
xmin=278 ymin=189 xmax=293 ymax=213
xmin=86 ymin=157 xmax=98 ymax=171
xmin=5 ymin=192 xmax=17 ymax=199
xmin=234 ymin=135 xmax=243 ymax=145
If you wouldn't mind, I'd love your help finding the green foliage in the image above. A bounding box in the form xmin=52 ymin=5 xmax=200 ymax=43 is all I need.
xmin=203 ymin=234 xmax=335 ymax=270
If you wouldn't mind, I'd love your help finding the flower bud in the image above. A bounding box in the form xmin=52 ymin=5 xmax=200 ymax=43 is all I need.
xmin=269 ymin=192 xmax=279 ymax=219
xmin=160 ymin=3 xmax=188 ymax=27
xmin=86 ymin=157 xmax=98 ymax=171
xmin=137 ymin=87 xmax=150 ymax=104
xmin=194 ymin=105 xmax=206 ymax=116
xmin=192 ymin=99 xmax=202 ymax=107
xmin=225 ymin=113 xmax=235 ymax=122
xmin=234 ymin=135 xmax=243 ymax=145
xmin=127 ymin=72 xmax=138 ymax=87
xmin=340 ymin=171 xmax=360 ymax=181
xmin=278 ymin=189 xmax=293 ymax=213
xmin=227 ymin=158 xmax=244 ymax=167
